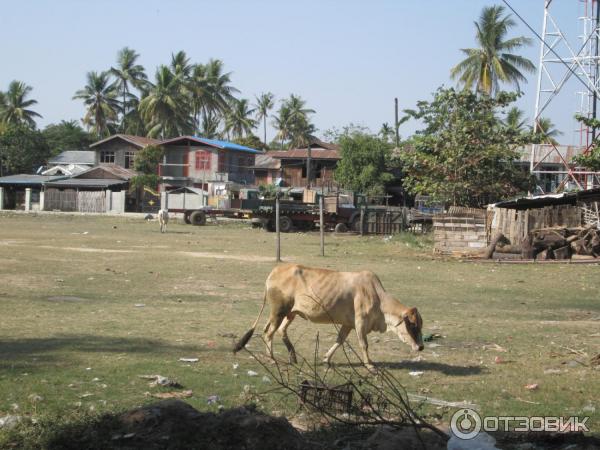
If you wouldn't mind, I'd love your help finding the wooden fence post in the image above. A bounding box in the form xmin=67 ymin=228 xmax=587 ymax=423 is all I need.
xmin=360 ymin=206 xmax=365 ymax=236
xmin=275 ymin=192 xmax=281 ymax=262
xmin=319 ymin=195 xmax=324 ymax=256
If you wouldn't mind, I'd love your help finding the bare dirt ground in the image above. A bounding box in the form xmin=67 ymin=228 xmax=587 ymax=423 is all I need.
xmin=0 ymin=211 xmax=598 ymax=447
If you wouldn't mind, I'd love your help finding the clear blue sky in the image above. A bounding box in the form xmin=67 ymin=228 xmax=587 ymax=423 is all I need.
xmin=0 ymin=1 xmax=586 ymax=144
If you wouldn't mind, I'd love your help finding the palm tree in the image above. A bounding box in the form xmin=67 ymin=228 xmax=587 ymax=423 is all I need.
xmin=281 ymin=94 xmax=315 ymax=148
xmin=254 ymin=92 xmax=275 ymax=145
xmin=110 ymin=47 xmax=148 ymax=131
xmin=272 ymin=102 xmax=292 ymax=148
xmin=139 ymin=65 xmax=192 ymax=138
xmin=0 ymin=80 xmax=42 ymax=128
xmin=170 ymin=50 xmax=192 ymax=80
xmin=450 ymin=5 xmax=535 ymax=96
xmin=534 ymin=117 xmax=562 ymax=145
xmin=504 ymin=106 xmax=527 ymax=133
xmin=225 ymin=99 xmax=257 ymax=139
xmin=73 ymin=71 xmax=119 ymax=138
xmin=379 ymin=123 xmax=394 ymax=142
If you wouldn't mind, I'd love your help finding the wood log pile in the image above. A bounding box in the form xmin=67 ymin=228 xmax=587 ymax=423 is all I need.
xmin=485 ymin=225 xmax=600 ymax=261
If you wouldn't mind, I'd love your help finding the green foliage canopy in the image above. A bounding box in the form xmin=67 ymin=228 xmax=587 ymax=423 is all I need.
xmin=400 ymin=87 xmax=532 ymax=207
xmin=0 ymin=124 xmax=51 ymax=175
xmin=130 ymin=144 xmax=164 ymax=189
xmin=42 ymin=120 xmax=94 ymax=155
xmin=334 ymin=131 xmax=395 ymax=196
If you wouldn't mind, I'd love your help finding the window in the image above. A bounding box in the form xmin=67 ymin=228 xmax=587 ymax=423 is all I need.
xmin=195 ymin=150 xmax=211 ymax=170
xmin=124 ymin=151 xmax=135 ymax=169
xmin=100 ymin=151 xmax=115 ymax=163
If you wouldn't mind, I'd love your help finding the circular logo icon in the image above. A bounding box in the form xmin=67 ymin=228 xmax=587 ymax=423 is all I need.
xmin=450 ymin=408 xmax=482 ymax=440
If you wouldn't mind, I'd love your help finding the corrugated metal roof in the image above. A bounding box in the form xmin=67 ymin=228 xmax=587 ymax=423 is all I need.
xmin=44 ymin=178 xmax=128 ymax=188
xmin=74 ymin=164 xmax=136 ymax=180
xmin=493 ymin=187 xmax=600 ymax=209
xmin=251 ymin=154 xmax=280 ymax=170
xmin=269 ymin=148 xmax=340 ymax=160
xmin=160 ymin=136 xmax=262 ymax=154
xmin=0 ymin=174 xmax=67 ymax=185
xmin=48 ymin=150 xmax=96 ymax=165
xmin=90 ymin=134 xmax=161 ymax=148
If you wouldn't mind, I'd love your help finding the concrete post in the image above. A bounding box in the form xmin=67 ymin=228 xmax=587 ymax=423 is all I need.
xmin=105 ymin=189 xmax=112 ymax=213
xmin=39 ymin=190 xmax=45 ymax=211
xmin=25 ymin=188 xmax=32 ymax=211
xmin=119 ymin=191 xmax=126 ymax=213
xmin=0 ymin=187 xmax=4 ymax=210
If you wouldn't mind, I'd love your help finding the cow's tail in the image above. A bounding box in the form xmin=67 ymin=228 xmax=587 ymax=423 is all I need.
xmin=233 ymin=291 xmax=267 ymax=353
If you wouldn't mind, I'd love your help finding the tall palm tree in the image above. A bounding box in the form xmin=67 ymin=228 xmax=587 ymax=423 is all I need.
xmin=450 ymin=5 xmax=535 ymax=96
xmin=73 ymin=71 xmax=119 ymax=138
xmin=254 ymin=92 xmax=275 ymax=145
xmin=225 ymin=98 xmax=257 ymax=139
xmin=0 ymin=80 xmax=42 ymax=128
xmin=170 ymin=50 xmax=192 ymax=80
xmin=379 ymin=123 xmax=394 ymax=142
xmin=534 ymin=117 xmax=562 ymax=145
xmin=272 ymin=103 xmax=292 ymax=148
xmin=139 ymin=65 xmax=192 ymax=138
xmin=504 ymin=106 xmax=527 ymax=133
xmin=282 ymin=94 xmax=315 ymax=148
xmin=110 ymin=47 xmax=148 ymax=131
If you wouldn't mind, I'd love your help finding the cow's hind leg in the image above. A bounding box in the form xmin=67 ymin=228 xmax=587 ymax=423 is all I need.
xmin=278 ymin=314 xmax=297 ymax=364
xmin=264 ymin=312 xmax=285 ymax=360
xmin=323 ymin=325 xmax=351 ymax=365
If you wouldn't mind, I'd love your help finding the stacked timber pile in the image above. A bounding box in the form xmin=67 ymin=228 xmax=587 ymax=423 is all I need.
xmin=486 ymin=225 xmax=600 ymax=261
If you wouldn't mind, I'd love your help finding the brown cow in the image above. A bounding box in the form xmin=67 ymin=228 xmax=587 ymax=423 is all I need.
xmin=233 ymin=264 xmax=424 ymax=370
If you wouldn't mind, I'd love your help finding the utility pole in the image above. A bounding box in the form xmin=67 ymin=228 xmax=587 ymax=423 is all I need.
xmin=394 ymin=97 xmax=400 ymax=148
xmin=306 ymin=142 xmax=311 ymax=188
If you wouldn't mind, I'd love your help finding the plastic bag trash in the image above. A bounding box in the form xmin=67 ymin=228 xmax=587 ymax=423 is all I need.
xmin=207 ymin=395 xmax=220 ymax=405
xmin=447 ymin=430 xmax=499 ymax=449
xmin=179 ymin=358 xmax=199 ymax=363
xmin=134 ymin=304 xmax=145 ymax=308
xmin=409 ymin=371 xmax=424 ymax=377
xmin=524 ymin=383 xmax=539 ymax=390
xmin=247 ymin=370 xmax=258 ymax=377
xmin=0 ymin=415 xmax=22 ymax=430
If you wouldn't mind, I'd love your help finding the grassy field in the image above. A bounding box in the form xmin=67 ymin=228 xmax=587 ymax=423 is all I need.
xmin=0 ymin=212 xmax=599 ymax=442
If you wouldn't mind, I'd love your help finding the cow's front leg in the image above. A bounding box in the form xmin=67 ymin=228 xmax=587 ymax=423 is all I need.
xmin=354 ymin=320 xmax=375 ymax=372
xmin=323 ymin=325 xmax=351 ymax=365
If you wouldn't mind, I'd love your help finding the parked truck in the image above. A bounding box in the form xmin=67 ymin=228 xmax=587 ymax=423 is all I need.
xmin=170 ymin=190 xmax=362 ymax=232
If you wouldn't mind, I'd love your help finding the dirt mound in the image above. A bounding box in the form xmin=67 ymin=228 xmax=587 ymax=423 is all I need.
xmin=47 ymin=399 xmax=311 ymax=449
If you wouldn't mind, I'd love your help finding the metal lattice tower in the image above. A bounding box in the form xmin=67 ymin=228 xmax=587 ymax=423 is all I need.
xmin=532 ymin=0 xmax=600 ymax=192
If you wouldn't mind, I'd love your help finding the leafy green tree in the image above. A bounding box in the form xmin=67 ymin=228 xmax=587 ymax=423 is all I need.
xmin=379 ymin=123 xmax=394 ymax=143
xmin=400 ymin=87 xmax=532 ymax=207
xmin=130 ymin=144 xmax=163 ymax=188
xmin=0 ymin=124 xmax=50 ymax=175
xmin=73 ymin=71 xmax=120 ymax=138
xmin=450 ymin=5 xmax=535 ymax=96
xmin=334 ymin=131 xmax=395 ymax=195
xmin=255 ymin=92 xmax=275 ymax=145
xmin=572 ymin=115 xmax=600 ymax=170
xmin=110 ymin=47 xmax=148 ymax=131
xmin=139 ymin=65 xmax=192 ymax=138
xmin=0 ymin=81 xmax=42 ymax=128
xmin=42 ymin=120 xmax=93 ymax=154
xmin=225 ymin=98 xmax=256 ymax=139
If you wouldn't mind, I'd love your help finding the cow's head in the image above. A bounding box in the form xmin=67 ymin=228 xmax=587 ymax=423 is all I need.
xmin=392 ymin=307 xmax=424 ymax=352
